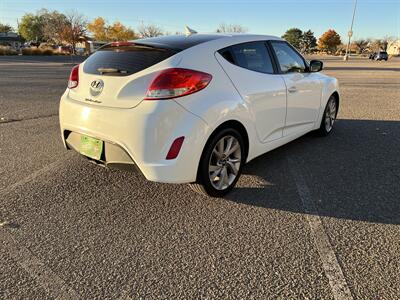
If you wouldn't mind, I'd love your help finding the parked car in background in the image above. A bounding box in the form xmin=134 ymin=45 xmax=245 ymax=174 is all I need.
xmin=59 ymin=34 xmax=340 ymax=197
xmin=373 ymin=51 xmax=389 ymax=61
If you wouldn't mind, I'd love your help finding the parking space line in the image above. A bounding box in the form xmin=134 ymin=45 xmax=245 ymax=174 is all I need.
xmin=0 ymin=153 xmax=79 ymax=298
xmin=0 ymin=229 xmax=80 ymax=299
xmin=288 ymin=158 xmax=353 ymax=300
xmin=0 ymin=152 xmax=72 ymax=198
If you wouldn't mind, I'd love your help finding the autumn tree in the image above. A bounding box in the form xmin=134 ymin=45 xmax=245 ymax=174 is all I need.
xmin=108 ymin=22 xmax=136 ymax=41
xmin=87 ymin=17 xmax=108 ymax=41
xmin=59 ymin=11 xmax=87 ymax=54
xmin=88 ymin=17 xmax=136 ymax=41
xmin=282 ymin=28 xmax=303 ymax=50
xmin=0 ymin=23 xmax=13 ymax=33
xmin=318 ymin=29 xmax=341 ymax=54
xmin=138 ymin=24 xmax=164 ymax=38
xmin=353 ymin=39 xmax=369 ymax=54
xmin=300 ymin=30 xmax=317 ymax=53
xmin=216 ymin=23 xmax=247 ymax=33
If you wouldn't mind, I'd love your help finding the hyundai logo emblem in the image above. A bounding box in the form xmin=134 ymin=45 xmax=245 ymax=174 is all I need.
xmin=90 ymin=79 xmax=104 ymax=96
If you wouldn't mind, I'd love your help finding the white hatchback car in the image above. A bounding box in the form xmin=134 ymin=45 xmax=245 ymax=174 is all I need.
xmin=60 ymin=34 xmax=339 ymax=197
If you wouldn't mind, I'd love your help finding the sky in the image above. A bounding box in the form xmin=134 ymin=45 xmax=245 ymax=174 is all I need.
xmin=0 ymin=0 xmax=399 ymax=40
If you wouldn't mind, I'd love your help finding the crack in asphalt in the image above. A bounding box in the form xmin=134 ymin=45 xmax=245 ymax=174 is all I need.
xmin=0 ymin=114 xmax=59 ymax=124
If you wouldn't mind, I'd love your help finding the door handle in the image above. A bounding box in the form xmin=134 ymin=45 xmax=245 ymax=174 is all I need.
xmin=288 ymin=87 xmax=297 ymax=93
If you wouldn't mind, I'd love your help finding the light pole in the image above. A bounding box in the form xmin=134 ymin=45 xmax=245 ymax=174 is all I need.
xmin=344 ymin=0 xmax=358 ymax=60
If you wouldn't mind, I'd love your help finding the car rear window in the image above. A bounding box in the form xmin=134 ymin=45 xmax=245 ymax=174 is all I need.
xmin=83 ymin=43 xmax=178 ymax=76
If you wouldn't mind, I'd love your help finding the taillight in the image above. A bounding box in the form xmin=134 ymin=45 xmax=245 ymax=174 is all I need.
xmin=166 ymin=136 xmax=185 ymax=160
xmin=68 ymin=64 xmax=80 ymax=89
xmin=144 ymin=68 xmax=212 ymax=100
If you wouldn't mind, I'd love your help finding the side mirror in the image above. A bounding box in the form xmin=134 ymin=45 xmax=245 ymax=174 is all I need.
xmin=309 ymin=60 xmax=323 ymax=72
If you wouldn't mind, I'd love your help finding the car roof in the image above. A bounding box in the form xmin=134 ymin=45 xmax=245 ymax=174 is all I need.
xmin=133 ymin=34 xmax=282 ymax=51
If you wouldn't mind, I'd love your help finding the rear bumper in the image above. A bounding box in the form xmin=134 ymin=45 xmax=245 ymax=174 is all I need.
xmin=59 ymin=93 xmax=209 ymax=183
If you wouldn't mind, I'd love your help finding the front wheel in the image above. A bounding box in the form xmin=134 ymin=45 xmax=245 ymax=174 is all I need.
xmin=190 ymin=128 xmax=245 ymax=197
xmin=318 ymin=95 xmax=338 ymax=136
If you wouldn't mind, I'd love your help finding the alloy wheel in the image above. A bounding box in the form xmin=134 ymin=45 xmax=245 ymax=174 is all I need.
xmin=208 ymin=135 xmax=242 ymax=190
xmin=325 ymin=98 xmax=337 ymax=133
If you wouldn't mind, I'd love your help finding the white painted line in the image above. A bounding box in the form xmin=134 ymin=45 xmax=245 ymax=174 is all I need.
xmin=0 ymin=230 xmax=80 ymax=299
xmin=0 ymin=153 xmax=79 ymax=298
xmin=288 ymin=158 xmax=353 ymax=300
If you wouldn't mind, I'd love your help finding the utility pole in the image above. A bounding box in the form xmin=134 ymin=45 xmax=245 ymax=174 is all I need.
xmin=344 ymin=0 xmax=358 ymax=61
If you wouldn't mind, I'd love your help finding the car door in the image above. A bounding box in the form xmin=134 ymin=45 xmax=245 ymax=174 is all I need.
xmin=270 ymin=41 xmax=322 ymax=136
xmin=215 ymin=41 xmax=287 ymax=143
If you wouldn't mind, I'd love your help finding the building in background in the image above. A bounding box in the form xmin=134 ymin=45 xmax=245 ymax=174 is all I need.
xmin=0 ymin=32 xmax=22 ymax=50
xmin=387 ymin=40 xmax=400 ymax=56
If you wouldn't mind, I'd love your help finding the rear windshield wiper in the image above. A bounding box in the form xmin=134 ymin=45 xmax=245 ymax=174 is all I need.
xmin=97 ymin=68 xmax=129 ymax=75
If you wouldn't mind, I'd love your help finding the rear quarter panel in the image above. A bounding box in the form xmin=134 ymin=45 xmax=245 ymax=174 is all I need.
xmin=314 ymin=74 xmax=340 ymax=130
xmin=171 ymin=40 xmax=261 ymax=162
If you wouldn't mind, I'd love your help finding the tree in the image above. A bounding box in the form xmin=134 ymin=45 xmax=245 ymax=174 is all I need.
xmin=18 ymin=13 xmax=44 ymax=42
xmin=41 ymin=10 xmax=68 ymax=44
xmin=353 ymin=39 xmax=369 ymax=54
xmin=59 ymin=11 xmax=87 ymax=54
xmin=369 ymin=38 xmax=389 ymax=52
xmin=18 ymin=9 xmax=69 ymax=44
xmin=282 ymin=28 xmax=303 ymax=50
xmin=216 ymin=23 xmax=247 ymax=33
xmin=0 ymin=23 xmax=13 ymax=33
xmin=87 ymin=17 xmax=136 ymax=41
xmin=87 ymin=17 xmax=108 ymax=41
xmin=138 ymin=24 xmax=163 ymax=38
xmin=318 ymin=29 xmax=341 ymax=54
xmin=300 ymin=30 xmax=317 ymax=53
xmin=380 ymin=36 xmax=391 ymax=51
xmin=108 ymin=21 xmax=136 ymax=41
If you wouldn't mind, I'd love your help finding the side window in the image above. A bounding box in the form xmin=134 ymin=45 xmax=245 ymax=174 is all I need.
xmin=271 ymin=42 xmax=306 ymax=73
xmin=219 ymin=42 xmax=274 ymax=74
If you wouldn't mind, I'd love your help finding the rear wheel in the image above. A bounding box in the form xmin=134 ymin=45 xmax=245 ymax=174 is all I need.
xmin=318 ymin=95 xmax=338 ymax=136
xmin=190 ymin=128 xmax=245 ymax=197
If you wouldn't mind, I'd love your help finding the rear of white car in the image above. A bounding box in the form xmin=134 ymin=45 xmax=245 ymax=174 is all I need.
xmin=60 ymin=40 xmax=220 ymax=183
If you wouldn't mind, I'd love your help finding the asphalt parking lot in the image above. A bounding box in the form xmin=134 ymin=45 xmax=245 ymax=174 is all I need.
xmin=0 ymin=55 xmax=399 ymax=300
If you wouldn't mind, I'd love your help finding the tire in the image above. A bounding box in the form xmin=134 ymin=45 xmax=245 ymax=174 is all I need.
xmin=189 ymin=128 xmax=245 ymax=197
xmin=317 ymin=95 xmax=338 ymax=136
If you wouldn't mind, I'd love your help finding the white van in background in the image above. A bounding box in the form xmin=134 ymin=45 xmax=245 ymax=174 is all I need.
xmin=87 ymin=41 xmax=107 ymax=54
